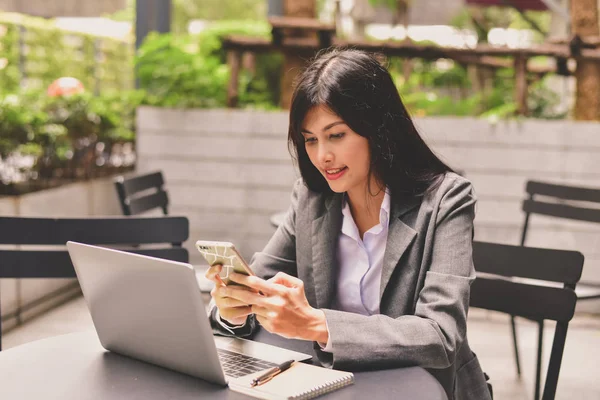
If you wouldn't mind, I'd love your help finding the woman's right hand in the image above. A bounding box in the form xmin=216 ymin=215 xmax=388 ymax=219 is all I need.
xmin=205 ymin=264 xmax=253 ymax=326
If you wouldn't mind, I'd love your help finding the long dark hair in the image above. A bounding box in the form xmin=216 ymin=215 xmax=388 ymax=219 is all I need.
xmin=288 ymin=48 xmax=452 ymax=197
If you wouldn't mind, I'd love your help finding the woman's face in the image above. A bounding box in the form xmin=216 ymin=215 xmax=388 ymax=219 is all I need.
xmin=301 ymin=105 xmax=372 ymax=196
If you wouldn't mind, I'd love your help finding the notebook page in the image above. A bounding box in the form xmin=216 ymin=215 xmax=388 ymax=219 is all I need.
xmin=229 ymin=362 xmax=354 ymax=400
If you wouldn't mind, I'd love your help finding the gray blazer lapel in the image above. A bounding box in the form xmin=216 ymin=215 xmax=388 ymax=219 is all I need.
xmin=311 ymin=194 xmax=343 ymax=309
xmin=379 ymin=195 xmax=420 ymax=302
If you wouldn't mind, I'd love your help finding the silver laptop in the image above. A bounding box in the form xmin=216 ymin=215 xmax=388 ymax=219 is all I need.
xmin=66 ymin=241 xmax=311 ymax=386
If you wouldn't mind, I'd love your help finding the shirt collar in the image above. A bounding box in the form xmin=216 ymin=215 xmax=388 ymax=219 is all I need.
xmin=341 ymin=188 xmax=391 ymax=239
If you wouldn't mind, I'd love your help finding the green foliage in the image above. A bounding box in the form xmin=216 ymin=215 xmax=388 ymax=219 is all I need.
xmin=480 ymin=102 xmax=517 ymax=120
xmin=0 ymin=90 xmax=142 ymax=186
xmin=0 ymin=23 xmax=21 ymax=93
xmin=136 ymin=21 xmax=282 ymax=109
xmin=134 ymin=22 xmax=564 ymax=117
xmin=450 ymin=6 xmax=551 ymax=43
xmin=368 ymin=0 xmax=413 ymax=10
xmin=238 ymin=52 xmax=283 ymax=109
xmin=388 ymin=56 xmax=562 ymax=120
xmin=388 ymin=58 xmax=476 ymax=116
xmin=0 ymin=7 xmax=567 ymax=191
xmin=91 ymin=90 xmax=145 ymax=143
xmin=136 ymin=32 xmax=230 ymax=108
xmin=368 ymin=0 xmax=398 ymax=9
xmin=402 ymin=91 xmax=483 ymax=116
xmin=46 ymin=94 xmax=101 ymax=141
xmin=0 ymin=91 xmax=52 ymax=158
xmin=527 ymin=77 xmax=567 ymax=120
xmin=109 ymin=0 xmax=266 ymax=34
xmin=0 ymin=12 xmax=134 ymax=96
xmin=172 ymin=0 xmax=266 ymax=31
xmin=391 ymin=58 xmax=470 ymax=89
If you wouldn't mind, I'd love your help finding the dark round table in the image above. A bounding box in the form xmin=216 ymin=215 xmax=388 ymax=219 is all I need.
xmin=0 ymin=329 xmax=448 ymax=400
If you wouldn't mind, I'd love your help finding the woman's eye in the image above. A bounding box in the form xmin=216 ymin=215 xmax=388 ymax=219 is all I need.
xmin=304 ymin=137 xmax=317 ymax=144
xmin=330 ymin=132 xmax=345 ymax=139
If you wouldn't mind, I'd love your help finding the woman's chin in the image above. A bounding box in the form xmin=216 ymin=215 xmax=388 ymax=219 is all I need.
xmin=326 ymin=181 xmax=347 ymax=193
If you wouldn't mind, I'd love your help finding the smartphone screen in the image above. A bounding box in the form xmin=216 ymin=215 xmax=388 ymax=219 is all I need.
xmin=196 ymin=241 xmax=254 ymax=286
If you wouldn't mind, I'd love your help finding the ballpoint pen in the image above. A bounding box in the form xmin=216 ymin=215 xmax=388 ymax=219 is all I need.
xmin=250 ymin=359 xmax=295 ymax=387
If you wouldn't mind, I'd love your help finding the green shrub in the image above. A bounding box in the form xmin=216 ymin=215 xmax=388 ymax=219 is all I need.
xmin=0 ymin=90 xmax=141 ymax=187
xmin=0 ymin=91 xmax=53 ymax=158
xmin=136 ymin=21 xmax=282 ymax=109
xmin=0 ymin=22 xmax=21 ymax=94
xmin=0 ymin=12 xmax=133 ymax=95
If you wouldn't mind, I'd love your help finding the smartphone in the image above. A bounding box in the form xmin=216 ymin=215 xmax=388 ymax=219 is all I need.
xmin=195 ymin=240 xmax=254 ymax=286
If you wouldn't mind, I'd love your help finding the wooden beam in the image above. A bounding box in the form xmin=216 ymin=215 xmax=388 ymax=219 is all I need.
xmin=547 ymin=36 xmax=600 ymax=47
xmin=222 ymin=37 xmax=577 ymax=79
xmin=268 ymin=16 xmax=335 ymax=32
xmin=222 ymin=35 xmax=600 ymax=61
xmin=455 ymin=56 xmax=569 ymax=75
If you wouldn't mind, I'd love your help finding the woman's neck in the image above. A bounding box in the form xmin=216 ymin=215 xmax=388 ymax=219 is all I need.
xmin=346 ymin=183 xmax=386 ymax=239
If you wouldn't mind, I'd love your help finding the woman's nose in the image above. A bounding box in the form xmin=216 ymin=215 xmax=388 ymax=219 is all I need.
xmin=318 ymin=145 xmax=334 ymax=164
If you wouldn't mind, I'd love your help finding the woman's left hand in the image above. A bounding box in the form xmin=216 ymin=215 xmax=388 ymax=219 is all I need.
xmin=226 ymin=272 xmax=329 ymax=342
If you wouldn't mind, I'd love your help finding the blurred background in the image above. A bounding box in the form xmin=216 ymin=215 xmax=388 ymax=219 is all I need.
xmin=1 ymin=1 xmax=599 ymax=399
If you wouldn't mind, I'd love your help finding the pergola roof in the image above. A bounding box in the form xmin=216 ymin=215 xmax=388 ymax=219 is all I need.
xmin=0 ymin=0 xmax=126 ymax=17
xmin=465 ymin=0 xmax=549 ymax=11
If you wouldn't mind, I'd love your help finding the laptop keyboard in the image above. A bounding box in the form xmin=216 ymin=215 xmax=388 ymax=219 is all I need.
xmin=217 ymin=348 xmax=279 ymax=378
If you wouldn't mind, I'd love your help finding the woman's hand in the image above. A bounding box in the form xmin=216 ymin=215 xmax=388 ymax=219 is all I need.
xmin=205 ymin=264 xmax=253 ymax=326
xmin=226 ymin=271 xmax=329 ymax=343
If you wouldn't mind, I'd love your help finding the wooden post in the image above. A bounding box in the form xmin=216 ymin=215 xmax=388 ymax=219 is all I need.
xmin=280 ymin=0 xmax=317 ymax=110
xmin=242 ymin=52 xmax=256 ymax=75
xmin=571 ymin=0 xmax=600 ymax=120
xmin=514 ymin=55 xmax=528 ymax=116
xmin=227 ymin=50 xmax=241 ymax=108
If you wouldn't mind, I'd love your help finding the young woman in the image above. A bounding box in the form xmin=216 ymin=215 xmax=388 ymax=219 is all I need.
xmin=206 ymin=49 xmax=491 ymax=400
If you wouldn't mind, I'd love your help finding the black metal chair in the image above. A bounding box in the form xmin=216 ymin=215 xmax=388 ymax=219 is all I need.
xmin=0 ymin=215 xmax=189 ymax=351
xmin=113 ymin=171 xmax=218 ymax=293
xmin=509 ymin=180 xmax=600 ymax=399
xmin=114 ymin=171 xmax=169 ymax=216
xmin=471 ymin=241 xmax=584 ymax=400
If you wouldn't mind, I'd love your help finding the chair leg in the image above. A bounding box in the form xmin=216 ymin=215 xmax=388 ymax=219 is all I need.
xmin=511 ymin=315 xmax=522 ymax=377
xmin=0 ymin=294 xmax=3 ymax=351
xmin=534 ymin=321 xmax=544 ymax=400
xmin=542 ymin=322 xmax=569 ymax=400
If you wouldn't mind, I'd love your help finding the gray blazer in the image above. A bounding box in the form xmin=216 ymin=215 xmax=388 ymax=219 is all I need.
xmin=210 ymin=172 xmax=491 ymax=400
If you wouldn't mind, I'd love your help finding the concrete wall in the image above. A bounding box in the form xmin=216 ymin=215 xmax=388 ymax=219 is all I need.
xmin=136 ymin=106 xmax=296 ymax=267
xmin=137 ymin=106 xmax=600 ymax=313
xmin=0 ymin=178 xmax=121 ymax=331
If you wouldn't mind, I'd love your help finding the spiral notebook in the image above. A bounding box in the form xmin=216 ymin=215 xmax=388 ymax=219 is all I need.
xmin=229 ymin=362 xmax=354 ymax=400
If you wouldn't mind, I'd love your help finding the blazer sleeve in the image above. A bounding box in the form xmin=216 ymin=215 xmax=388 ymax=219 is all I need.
xmin=317 ymin=178 xmax=476 ymax=370
xmin=208 ymin=179 xmax=301 ymax=337
xmin=250 ymin=178 xmax=301 ymax=280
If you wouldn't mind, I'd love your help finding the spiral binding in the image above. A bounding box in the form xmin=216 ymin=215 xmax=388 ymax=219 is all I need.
xmin=292 ymin=375 xmax=354 ymax=400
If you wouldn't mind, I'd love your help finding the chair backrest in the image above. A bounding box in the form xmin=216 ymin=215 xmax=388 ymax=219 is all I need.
xmin=0 ymin=215 xmax=189 ymax=350
xmin=114 ymin=171 xmax=169 ymax=216
xmin=471 ymin=241 xmax=584 ymax=400
xmin=520 ymin=180 xmax=600 ymax=246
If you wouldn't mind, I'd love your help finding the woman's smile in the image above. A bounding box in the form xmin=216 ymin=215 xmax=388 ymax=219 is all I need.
xmin=324 ymin=166 xmax=348 ymax=180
